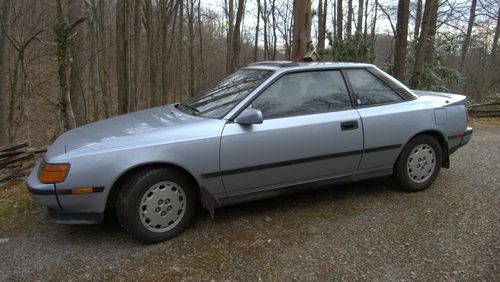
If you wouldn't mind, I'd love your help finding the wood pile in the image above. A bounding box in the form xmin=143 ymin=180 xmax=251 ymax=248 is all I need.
xmin=469 ymin=102 xmax=500 ymax=118
xmin=0 ymin=141 xmax=47 ymax=183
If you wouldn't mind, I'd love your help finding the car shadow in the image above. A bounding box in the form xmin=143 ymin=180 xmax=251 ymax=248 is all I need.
xmin=54 ymin=176 xmax=401 ymax=244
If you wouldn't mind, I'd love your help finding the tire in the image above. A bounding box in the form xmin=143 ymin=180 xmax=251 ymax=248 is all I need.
xmin=116 ymin=168 xmax=197 ymax=243
xmin=393 ymin=134 xmax=442 ymax=192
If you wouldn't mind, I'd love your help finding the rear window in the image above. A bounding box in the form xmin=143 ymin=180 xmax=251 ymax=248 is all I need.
xmin=345 ymin=69 xmax=402 ymax=106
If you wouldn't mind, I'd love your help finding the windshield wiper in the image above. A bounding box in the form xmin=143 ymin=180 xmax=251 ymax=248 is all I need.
xmin=178 ymin=103 xmax=200 ymax=115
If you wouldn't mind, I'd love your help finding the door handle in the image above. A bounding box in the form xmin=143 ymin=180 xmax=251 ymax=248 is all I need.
xmin=341 ymin=120 xmax=358 ymax=131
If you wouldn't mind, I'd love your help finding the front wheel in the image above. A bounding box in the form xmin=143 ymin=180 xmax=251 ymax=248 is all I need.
xmin=393 ymin=135 xmax=442 ymax=192
xmin=116 ymin=168 xmax=197 ymax=243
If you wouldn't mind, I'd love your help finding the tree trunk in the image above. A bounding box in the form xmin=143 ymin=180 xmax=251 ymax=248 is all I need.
xmin=188 ymin=0 xmax=195 ymax=97
xmin=69 ymin=0 xmax=87 ymax=126
xmin=363 ymin=0 xmax=369 ymax=42
xmin=97 ymin=0 xmax=111 ymax=118
xmin=346 ymin=0 xmax=353 ymax=40
xmin=393 ymin=0 xmax=410 ymax=81
xmin=88 ymin=0 xmax=101 ymax=122
xmin=0 ymin=0 xmax=11 ymax=145
xmin=261 ymin=0 xmax=269 ymax=60
xmin=414 ymin=0 xmax=422 ymax=40
xmin=318 ymin=0 xmax=324 ymax=49
xmin=460 ymin=0 xmax=477 ymax=70
xmin=410 ymin=0 xmax=436 ymax=88
xmin=230 ymin=0 xmax=245 ymax=72
xmin=254 ymin=0 xmax=261 ymax=61
xmin=271 ymin=0 xmax=277 ymax=59
xmin=144 ymin=0 xmax=157 ymax=106
xmin=131 ymin=0 xmax=141 ymax=111
xmin=54 ymin=0 xmax=78 ymax=132
xmin=422 ymin=0 xmax=438 ymax=65
xmin=291 ymin=0 xmax=312 ymax=61
xmin=369 ymin=0 xmax=378 ymax=62
xmin=356 ymin=0 xmax=363 ymax=36
xmin=337 ymin=0 xmax=343 ymax=42
xmin=491 ymin=4 xmax=500 ymax=60
xmin=226 ymin=0 xmax=234 ymax=74
xmin=197 ymin=0 xmax=204 ymax=88
xmin=116 ymin=0 xmax=130 ymax=114
xmin=174 ymin=1 xmax=184 ymax=102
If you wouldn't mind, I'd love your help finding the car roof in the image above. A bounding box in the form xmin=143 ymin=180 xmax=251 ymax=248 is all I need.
xmin=243 ymin=61 xmax=375 ymax=71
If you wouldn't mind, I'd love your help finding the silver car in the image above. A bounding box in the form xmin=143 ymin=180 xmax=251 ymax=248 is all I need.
xmin=26 ymin=62 xmax=473 ymax=243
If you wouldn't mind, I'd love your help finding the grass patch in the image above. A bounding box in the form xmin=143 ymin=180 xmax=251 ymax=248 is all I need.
xmin=0 ymin=181 xmax=41 ymax=232
xmin=470 ymin=117 xmax=500 ymax=126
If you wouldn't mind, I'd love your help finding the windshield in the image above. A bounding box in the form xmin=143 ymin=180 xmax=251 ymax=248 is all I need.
xmin=185 ymin=69 xmax=273 ymax=118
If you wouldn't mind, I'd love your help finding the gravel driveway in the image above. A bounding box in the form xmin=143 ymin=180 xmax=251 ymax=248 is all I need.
xmin=0 ymin=119 xmax=498 ymax=281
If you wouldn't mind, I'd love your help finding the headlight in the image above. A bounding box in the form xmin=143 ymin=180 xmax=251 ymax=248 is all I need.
xmin=38 ymin=161 xmax=70 ymax=184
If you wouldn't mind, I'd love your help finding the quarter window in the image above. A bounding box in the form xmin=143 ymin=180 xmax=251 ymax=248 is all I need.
xmin=345 ymin=69 xmax=402 ymax=106
xmin=252 ymin=71 xmax=352 ymax=118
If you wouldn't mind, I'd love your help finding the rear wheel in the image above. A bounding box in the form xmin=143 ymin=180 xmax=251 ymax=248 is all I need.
xmin=393 ymin=135 xmax=442 ymax=192
xmin=116 ymin=168 xmax=197 ymax=243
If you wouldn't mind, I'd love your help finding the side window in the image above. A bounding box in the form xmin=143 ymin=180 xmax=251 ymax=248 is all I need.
xmin=252 ymin=71 xmax=352 ymax=118
xmin=345 ymin=69 xmax=402 ymax=106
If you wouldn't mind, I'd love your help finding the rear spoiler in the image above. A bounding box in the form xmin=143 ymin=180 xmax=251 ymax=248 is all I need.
xmin=412 ymin=90 xmax=467 ymax=107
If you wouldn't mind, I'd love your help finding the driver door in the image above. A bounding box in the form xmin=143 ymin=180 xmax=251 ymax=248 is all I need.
xmin=220 ymin=70 xmax=364 ymax=196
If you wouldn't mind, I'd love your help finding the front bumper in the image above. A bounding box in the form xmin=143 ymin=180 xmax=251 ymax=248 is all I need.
xmin=26 ymin=163 xmax=104 ymax=224
xmin=46 ymin=208 xmax=103 ymax=224
xmin=449 ymin=126 xmax=473 ymax=154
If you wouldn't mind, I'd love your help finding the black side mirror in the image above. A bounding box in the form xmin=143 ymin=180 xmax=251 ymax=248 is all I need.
xmin=235 ymin=108 xmax=263 ymax=125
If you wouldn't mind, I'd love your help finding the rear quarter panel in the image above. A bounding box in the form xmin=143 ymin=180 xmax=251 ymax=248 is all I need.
xmin=357 ymin=97 xmax=445 ymax=170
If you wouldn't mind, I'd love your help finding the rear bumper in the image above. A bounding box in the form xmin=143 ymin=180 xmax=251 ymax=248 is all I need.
xmin=449 ymin=127 xmax=473 ymax=154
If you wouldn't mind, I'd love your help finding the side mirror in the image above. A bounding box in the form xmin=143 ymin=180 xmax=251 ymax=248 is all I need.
xmin=235 ymin=108 xmax=263 ymax=125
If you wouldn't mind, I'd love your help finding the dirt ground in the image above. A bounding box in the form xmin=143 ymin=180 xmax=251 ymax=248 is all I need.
xmin=0 ymin=119 xmax=499 ymax=281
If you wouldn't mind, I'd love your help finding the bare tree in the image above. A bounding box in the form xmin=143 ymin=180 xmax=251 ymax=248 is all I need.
xmin=144 ymin=0 xmax=157 ymax=106
xmin=460 ymin=0 xmax=477 ymax=70
xmin=188 ymin=0 xmax=195 ymax=96
xmin=229 ymin=0 xmax=245 ymax=72
xmin=347 ymin=0 xmax=353 ymax=39
xmin=130 ymin=0 xmax=142 ymax=111
xmin=317 ymin=0 xmax=326 ymax=49
xmin=410 ymin=0 xmax=437 ymax=88
xmin=356 ymin=0 xmax=364 ymax=36
xmin=271 ymin=0 xmax=278 ymax=59
xmin=337 ymin=0 xmax=344 ymax=42
xmin=254 ymin=0 xmax=261 ymax=61
xmin=225 ymin=0 xmax=234 ymax=73
xmin=491 ymin=4 xmax=500 ymax=60
xmin=393 ymin=0 xmax=410 ymax=81
xmin=87 ymin=0 xmax=100 ymax=121
xmin=116 ymin=0 xmax=129 ymax=114
xmin=69 ymin=0 xmax=87 ymax=126
xmin=369 ymin=0 xmax=378 ymax=61
xmin=422 ymin=0 xmax=438 ymax=65
xmin=414 ymin=0 xmax=422 ymax=39
xmin=54 ymin=0 xmax=86 ymax=132
xmin=0 ymin=0 xmax=11 ymax=145
xmin=197 ymin=0 xmax=205 ymax=87
xmin=291 ymin=0 xmax=312 ymax=61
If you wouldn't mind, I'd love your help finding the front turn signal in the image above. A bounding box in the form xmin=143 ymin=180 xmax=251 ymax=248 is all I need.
xmin=39 ymin=163 xmax=70 ymax=184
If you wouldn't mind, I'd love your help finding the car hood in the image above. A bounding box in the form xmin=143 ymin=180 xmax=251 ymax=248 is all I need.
xmin=45 ymin=104 xmax=215 ymax=161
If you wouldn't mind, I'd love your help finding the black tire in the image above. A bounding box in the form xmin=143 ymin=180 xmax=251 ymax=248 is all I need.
xmin=116 ymin=168 xmax=197 ymax=243
xmin=393 ymin=134 xmax=442 ymax=192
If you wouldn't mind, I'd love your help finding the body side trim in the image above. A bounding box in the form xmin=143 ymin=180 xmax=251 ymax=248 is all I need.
xmin=200 ymin=144 xmax=401 ymax=178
